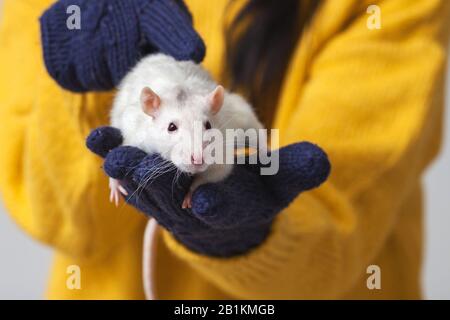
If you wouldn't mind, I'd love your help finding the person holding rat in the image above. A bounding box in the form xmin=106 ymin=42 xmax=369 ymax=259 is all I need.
xmin=0 ymin=0 xmax=449 ymax=299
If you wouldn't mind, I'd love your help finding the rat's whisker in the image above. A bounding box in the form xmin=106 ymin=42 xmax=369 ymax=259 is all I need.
xmin=127 ymin=160 xmax=175 ymax=202
xmin=171 ymin=168 xmax=183 ymax=199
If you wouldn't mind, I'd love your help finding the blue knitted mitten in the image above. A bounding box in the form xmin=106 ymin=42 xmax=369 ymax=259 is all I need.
xmin=87 ymin=126 xmax=331 ymax=257
xmin=40 ymin=0 xmax=205 ymax=92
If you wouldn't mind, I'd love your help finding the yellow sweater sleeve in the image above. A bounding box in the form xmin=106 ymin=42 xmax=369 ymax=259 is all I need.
xmin=163 ymin=0 xmax=450 ymax=299
xmin=0 ymin=0 xmax=146 ymax=262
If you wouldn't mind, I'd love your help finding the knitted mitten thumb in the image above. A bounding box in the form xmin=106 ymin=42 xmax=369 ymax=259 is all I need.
xmin=135 ymin=0 xmax=205 ymax=62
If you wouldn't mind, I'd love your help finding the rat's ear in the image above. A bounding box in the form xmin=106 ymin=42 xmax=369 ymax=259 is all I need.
xmin=141 ymin=87 xmax=161 ymax=118
xmin=208 ymin=85 xmax=225 ymax=115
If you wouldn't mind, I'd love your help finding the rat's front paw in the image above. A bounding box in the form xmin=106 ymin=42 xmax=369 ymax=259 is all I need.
xmin=109 ymin=178 xmax=128 ymax=207
xmin=182 ymin=190 xmax=193 ymax=209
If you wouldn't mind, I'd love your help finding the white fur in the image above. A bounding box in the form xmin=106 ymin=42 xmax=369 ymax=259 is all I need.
xmin=110 ymin=54 xmax=263 ymax=204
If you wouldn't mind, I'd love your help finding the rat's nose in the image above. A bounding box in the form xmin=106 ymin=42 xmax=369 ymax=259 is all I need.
xmin=191 ymin=154 xmax=203 ymax=165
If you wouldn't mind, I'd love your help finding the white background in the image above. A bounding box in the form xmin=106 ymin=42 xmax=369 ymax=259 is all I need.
xmin=0 ymin=1 xmax=449 ymax=299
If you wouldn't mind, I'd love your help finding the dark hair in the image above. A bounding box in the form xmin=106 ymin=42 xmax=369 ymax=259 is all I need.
xmin=225 ymin=0 xmax=320 ymax=125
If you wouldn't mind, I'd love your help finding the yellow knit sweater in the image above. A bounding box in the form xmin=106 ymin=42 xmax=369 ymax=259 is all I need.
xmin=0 ymin=0 xmax=449 ymax=299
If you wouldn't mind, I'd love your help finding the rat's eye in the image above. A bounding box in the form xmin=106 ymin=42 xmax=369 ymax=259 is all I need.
xmin=204 ymin=121 xmax=212 ymax=130
xmin=168 ymin=122 xmax=178 ymax=132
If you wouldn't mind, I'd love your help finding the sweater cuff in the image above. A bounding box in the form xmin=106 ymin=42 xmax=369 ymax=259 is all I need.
xmin=162 ymin=206 xmax=337 ymax=299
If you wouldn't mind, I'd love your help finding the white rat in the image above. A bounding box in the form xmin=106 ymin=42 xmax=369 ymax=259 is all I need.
xmin=110 ymin=54 xmax=264 ymax=209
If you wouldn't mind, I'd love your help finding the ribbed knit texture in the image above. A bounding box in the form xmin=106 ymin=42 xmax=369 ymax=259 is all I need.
xmin=40 ymin=0 xmax=205 ymax=92
xmin=86 ymin=127 xmax=330 ymax=256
